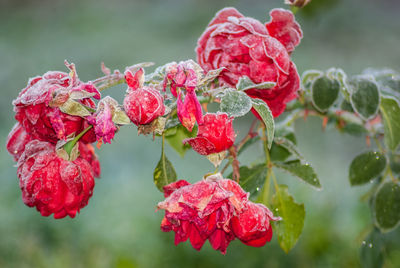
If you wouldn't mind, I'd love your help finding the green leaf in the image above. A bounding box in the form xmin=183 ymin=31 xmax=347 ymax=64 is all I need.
xmin=59 ymin=99 xmax=91 ymax=117
xmin=252 ymin=99 xmax=274 ymax=149
xmin=360 ymin=228 xmax=384 ymax=268
xmin=301 ymin=70 xmax=323 ymax=91
xmin=349 ymin=151 xmax=387 ymax=186
xmin=373 ymin=181 xmax=400 ymax=232
xmin=273 ymin=137 xmax=304 ymax=162
xmin=363 ymin=68 xmax=400 ymax=99
xmin=272 ymin=184 xmax=305 ymax=253
xmin=340 ymin=99 xmax=354 ymax=113
xmin=236 ymin=76 xmax=275 ymax=91
xmin=153 ymin=140 xmax=177 ymax=192
xmin=270 ymin=129 xmax=297 ymax=162
xmin=232 ymin=164 xmax=268 ymax=199
xmin=274 ymin=160 xmax=322 ymax=190
xmin=380 ymin=96 xmax=400 ymax=151
xmin=350 ymin=78 xmax=380 ymax=120
xmin=198 ymin=67 xmax=225 ymax=86
xmin=112 ymin=110 xmax=131 ymax=125
xmin=165 ymin=125 xmax=197 ymax=157
xmin=340 ymin=123 xmax=366 ymax=137
xmin=311 ymin=76 xmax=340 ymax=112
xmin=220 ymin=90 xmax=252 ymax=117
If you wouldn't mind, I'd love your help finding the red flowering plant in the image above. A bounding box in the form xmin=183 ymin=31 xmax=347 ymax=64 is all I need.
xmin=5 ymin=3 xmax=400 ymax=262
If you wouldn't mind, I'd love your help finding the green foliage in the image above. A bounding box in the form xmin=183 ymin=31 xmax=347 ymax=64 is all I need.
xmin=350 ymin=78 xmax=380 ymax=120
xmin=236 ymin=76 xmax=275 ymax=91
xmin=165 ymin=125 xmax=197 ymax=157
xmin=272 ymin=184 xmax=305 ymax=253
xmin=349 ymin=151 xmax=387 ymax=186
xmin=270 ymin=133 xmax=297 ymax=162
xmin=274 ymin=160 xmax=321 ymax=190
xmin=373 ymin=181 xmax=400 ymax=232
xmin=301 ymin=70 xmax=323 ymax=90
xmin=360 ymin=228 xmax=384 ymax=268
xmin=390 ymin=153 xmax=400 ymax=174
xmin=235 ymin=164 xmax=268 ymax=199
xmin=252 ymin=99 xmax=274 ymax=149
xmin=220 ymin=90 xmax=252 ymax=117
xmin=311 ymin=76 xmax=340 ymax=112
xmin=380 ymin=96 xmax=400 ymax=151
xmin=153 ymin=138 xmax=177 ymax=192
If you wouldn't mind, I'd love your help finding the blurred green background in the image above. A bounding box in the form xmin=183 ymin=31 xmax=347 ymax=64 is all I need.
xmin=1 ymin=0 xmax=400 ymax=267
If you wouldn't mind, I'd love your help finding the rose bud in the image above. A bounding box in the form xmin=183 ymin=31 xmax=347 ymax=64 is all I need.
xmin=6 ymin=123 xmax=32 ymax=161
xmin=164 ymin=61 xmax=204 ymax=131
xmin=177 ymin=90 xmax=203 ymax=132
xmin=13 ymin=63 xmax=99 ymax=143
xmin=123 ymin=69 xmax=165 ymax=125
xmin=17 ymin=140 xmax=97 ymax=219
xmin=196 ymin=8 xmax=302 ymax=117
xmin=183 ymin=113 xmax=235 ymax=155
xmin=232 ymin=202 xmax=280 ymax=247
xmin=163 ymin=60 xmax=201 ymax=97
xmin=157 ymin=173 xmax=248 ymax=254
xmin=285 ymin=0 xmax=311 ymax=8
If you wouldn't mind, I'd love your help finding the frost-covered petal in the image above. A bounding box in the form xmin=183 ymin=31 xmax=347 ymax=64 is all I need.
xmin=265 ymin=8 xmax=303 ymax=53
xmin=6 ymin=123 xmax=32 ymax=161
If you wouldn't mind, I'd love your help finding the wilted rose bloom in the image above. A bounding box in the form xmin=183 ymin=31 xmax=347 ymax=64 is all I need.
xmin=158 ymin=174 xmax=248 ymax=254
xmin=13 ymin=68 xmax=99 ymax=143
xmin=87 ymin=97 xmax=120 ymax=144
xmin=164 ymin=61 xmax=204 ymax=132
xmin=123 ymin=69 xmax=165 ymax=125
xmin=6 ymin=123 xmax=32 ymax=161
xmin=157 ymin=173 xmax=279 ymax=254
xmin=196 ymin=8 xmax=302 ymax=117
xmin=17 ymin=140 xmax=96 ymax=219
xmin=184 ymin=113 xmax=235 ymax=155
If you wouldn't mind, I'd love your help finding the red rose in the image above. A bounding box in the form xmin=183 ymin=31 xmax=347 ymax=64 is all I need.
xmin=231 ymin=202 xmax=279 ymax=247
xmin=196 ymin=8 xmax=302 ymax=117
xmin=13 ymin=67 xmax=99 ymax=143
xmin=158 ymin=173 xmax=248 ymax=254
xmin=158 ymin=173 xmax=279 ymax=254
xmin=183 ymin=113 xmax=235 ymax=155
xmin=6 ymin=123 xmax=32 ymax=161
xmin=17 ymin=140 xmax=96 ymax=219
xmin=124 ymin=69 xmax=165 ymax=125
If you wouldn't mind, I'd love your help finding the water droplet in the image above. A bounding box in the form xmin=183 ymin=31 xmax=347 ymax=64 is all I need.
xmin=275 ymin=208 xmax=279 ymax=212
xmin=368 ymin=243 xmax=373 ymax=248
xmin=362 ymin=241 xmax=366 ymax=245
xmin=375 ymin=156 xmax=380 ymax=160
xmin=256 ymin=187 xmax=260 ymax=192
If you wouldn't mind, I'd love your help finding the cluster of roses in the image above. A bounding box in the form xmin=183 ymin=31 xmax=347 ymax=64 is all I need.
xmin=6 ymin=7 xmax=302 ymax=254
xmin=6 ymin=64 xmax=102 ymax=219
xmin=158 ymin=173 xmax=280 ymax=254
